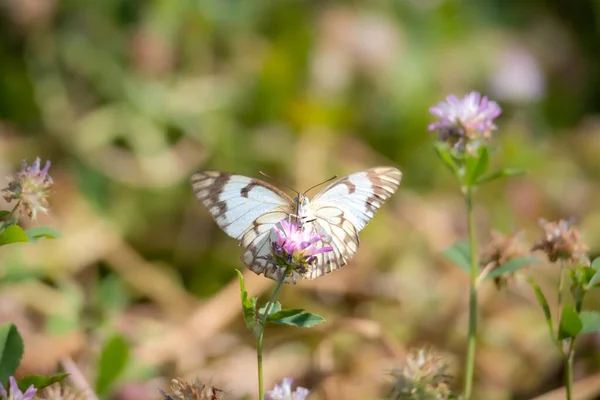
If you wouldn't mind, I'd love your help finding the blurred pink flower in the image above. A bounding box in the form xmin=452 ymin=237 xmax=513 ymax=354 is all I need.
xmin=490 ymin=48 xmax=545 ymax=102
xmin=265 ymin=377 xmax=309 ymax=400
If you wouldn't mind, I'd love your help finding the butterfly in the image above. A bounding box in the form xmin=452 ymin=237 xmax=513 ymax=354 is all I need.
xmin=191 ymin=167 xmax=402 ymax=281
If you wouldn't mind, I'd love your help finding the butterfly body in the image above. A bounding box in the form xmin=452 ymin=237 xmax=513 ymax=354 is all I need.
xmin=290 ymin=194 xmax=315 ymax=226
xmin=191 ymin=167 xmax=402 ymax=281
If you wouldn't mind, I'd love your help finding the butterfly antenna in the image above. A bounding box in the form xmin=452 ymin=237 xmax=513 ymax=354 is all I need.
xmin=303 ymin=175 xmax=338 ymax=195
xmin=259 ymin=171 xmax=300 ymax=196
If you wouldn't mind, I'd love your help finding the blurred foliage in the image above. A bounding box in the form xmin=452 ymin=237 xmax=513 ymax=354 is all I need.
xmin=1 ymin=0 xmax=600 ymax=399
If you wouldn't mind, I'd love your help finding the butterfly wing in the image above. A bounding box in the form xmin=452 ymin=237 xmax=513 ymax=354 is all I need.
xmin=301 ymin=213 xmax=360 ymax=279
xmin=191 ymin=171 xmax=294 ymax=276
xmin=304 ymin=166 xmax=402 ymax=278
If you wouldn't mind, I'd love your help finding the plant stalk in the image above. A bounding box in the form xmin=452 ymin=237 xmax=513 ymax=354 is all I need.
xmin=10 ymin=201 xmax=20 ymax=214
xmin=257 ymin=268 xmax=288 ymax=400
xmin=557 ymin=264 xmax=565 ymax=328
xmin=463 ymin=187 xmax=478 ymax=399
xmin=565 ymin=345 xmax=574 ymax=400
xmin=563 ymin=262 xmax=578 ymax=400
xmin=257 ymin=331 xmax=265 ymax=400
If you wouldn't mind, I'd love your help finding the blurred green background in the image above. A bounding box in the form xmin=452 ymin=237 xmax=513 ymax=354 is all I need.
xmin=1 ymin=0 xmax=600 ymax=399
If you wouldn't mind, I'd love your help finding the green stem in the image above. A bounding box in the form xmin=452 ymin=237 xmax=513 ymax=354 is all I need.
xmin=561 ymin=262 xmax=577 ymax=400
xmin=555 ymin=260 xmax=578 ymax=400
xmin=257 ymin=268 xmax=289 ymax=400
xmin=2 ymin=201 xmax=21 ymax=222
xmin=463 ymin=187 xmax=478 ymax=400
xmin=0 ymin=202 xmax=22 ymax=232
xmin=565 ymin=343 xmax=574 ymax=400
xmin=557 ymin=264 xmax=565 ymax=332
xmin=257 ymin=331 xmax=265 ymax=400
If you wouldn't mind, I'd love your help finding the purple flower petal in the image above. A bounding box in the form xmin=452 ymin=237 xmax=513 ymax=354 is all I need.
xmin=2 ymin=376 xmax=37 ymax=400
xmin=41 ymin=160 xmax=52 ymax=178
xmin=428 ymin=92 xmax=501 ymax=150
xmin=269 ymin=219 xmax=334 ymax=278
xmin=9 ymin=376 xmax=19 ymax=393
xmin=22 ymin=385 xmax=37 ymax=400
xmin=311 ymin=245 xmax=334 ymax=255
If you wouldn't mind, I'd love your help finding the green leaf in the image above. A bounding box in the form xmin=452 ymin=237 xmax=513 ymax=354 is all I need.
xmin=442 ymin=241 xmax=471 ymax=274
xmin=95 ymin=275 xmax=130 ymax=313
xmin=267 ymin=310 xmax=325 ymax=327
xmin=527 ymin=277 xmax=554 ymax=340
xmin=44 ymin=280 xmax=84 ymax=335
xmin=266 ymin=308 xmax=304 ymax=322
xmin=0 ymin=323 xmax=24 ymax=384
xmin=575 ymin=264 xmax=596 ymax=283
xmin=586 ymin=270 xmax=600 ymax=288
xmin=95 ymin=334 xmax=130 ymax=395
xmin=485 ymin=257 xmax=538 ymax=280
xmin=0 ymin=225 xmax=28 ymax=246
xmin=236 ymin=270 xmax=258 ymax=331
xmin=588 ymin=259 xmax=600 ymax=288
xmin=259 ymin=302 xmax=281 ymax=319
xmin=569 ymin=265 xmax=595 ymax=293
xmin=465 ymin=147 xmax=489 ymax=186
xmin=24 ymin=226 xmax=61 ymax=241
xmin=569 ymin=267 xmax=591 ymax=308
xmin=17 ymin=373 xmax=69 ymax=392
xmin=0 ymin=211 xmax=11 ymax=218
xmin=72 ymin=159 xmax=110 ymax=213
xmin=0 ymin=266 xmax=42 ymax=286
xmin=579 ymin=311 xmax=600 ymax=335
xmin=475 ymin=168 xmax=526 ymax=185
xmin=433 ymin=142 xmax=460 ymax=177
xmin=45 ymin=315 xmax=78 ymax=336
xmin=558 ymin=305 xmax=583 ymax=340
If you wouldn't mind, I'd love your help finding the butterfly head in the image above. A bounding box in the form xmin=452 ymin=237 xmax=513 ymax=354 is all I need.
xmin=293 ymin=194 xmax=313 ymax=223
xmin=294 ymin=194 xmax=310 ymax=211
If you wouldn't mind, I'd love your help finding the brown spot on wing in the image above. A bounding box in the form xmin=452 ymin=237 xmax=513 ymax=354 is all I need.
xmin=213 ymin=201 xmax=227 ymax=217
xmin=191 ymin=171 xmax=231 ymax=209
xmin=364 ymin=167 xmax=402 ymax=214
xmin=336 ymin=177 xmax=356 ymax=194
xmin=240 ymin=182 xmax=260 ymax=198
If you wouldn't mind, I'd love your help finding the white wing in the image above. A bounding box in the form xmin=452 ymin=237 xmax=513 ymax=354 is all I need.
xmin=304 ymin=166 xmax=402 ymax=278
xmin=191 ymin=171 xmax=294 ymax=276
xmin=312 ymin=166 xmax=402 ymax=232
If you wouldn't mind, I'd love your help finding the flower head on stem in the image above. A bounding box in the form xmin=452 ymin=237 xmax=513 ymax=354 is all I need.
xmin=254 ymin=220 xmax=331 ymax=399
xmin=429 ymin=92 xmax=501 ymax=154
xmin=2 ymin=158 xmax=53 ymax=220
xmin=427 ymin=91 xmax=503 ymax=400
